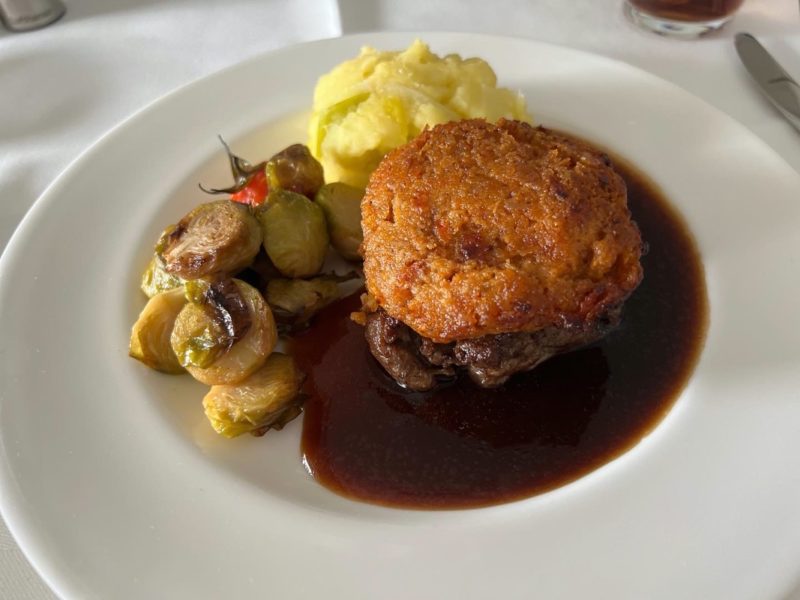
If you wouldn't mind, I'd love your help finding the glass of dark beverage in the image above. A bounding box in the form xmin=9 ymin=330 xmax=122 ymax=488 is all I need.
xmin=624 ymin=0 xmax=745 ymax=37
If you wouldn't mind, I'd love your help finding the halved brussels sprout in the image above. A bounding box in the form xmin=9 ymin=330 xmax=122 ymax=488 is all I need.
xmin=170 ymin=303 xmax=228 ymax=368
xmin=266 ymin=273 xmax=358 ymax=330
xmin=258 ymin=189 xmax=329 ymax=278
xmin=140 ymin=255 xmax=184 ymax=298
xmin=315 ymin=182 xmax=364 ymax=261
xmin=129 ymin=288 xmax=187 ymax=373
xmin=203 ymin=353 xmax=305 ymax=438
xmin=172 ymin=279 xmax=252 ymax=369
xmin=266 ymin=144 xmax=324 ymax=199
xmin=157 ymin=200 xmax=261 ymax=280
xmin=171 ymin=279 xmax=276 ymax=385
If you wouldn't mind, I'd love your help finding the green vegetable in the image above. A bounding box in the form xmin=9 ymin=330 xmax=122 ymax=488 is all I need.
xmin=315 ymin=182 xmax=364 ymax=261
xmin=140 ymin=255 xmax=183 ymax=298
xmin=266 ymin=273 xmax=357 ymax=330
xmin=171 ymin=279 xmax=253 ymax=369
xmin=203 ymin=353 xmax=305 ymax=438
xmin=129 ymin=288 xmax=187 ymax=374
xmin=258 ymin=189 xmax=329 ymax=278
xmin=169 ymin=302 xmax=228 ymax=368
xmin=266 ymin=144 xmax=324 ymax=199
xmin=170 ymin=279 xmax=276 ymax=385
xmin=156 ymin=200 xmax=261 ymax=280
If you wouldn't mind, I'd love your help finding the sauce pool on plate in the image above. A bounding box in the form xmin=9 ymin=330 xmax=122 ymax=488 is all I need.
xmin=289 ymin=150 xmax=708 ymax=509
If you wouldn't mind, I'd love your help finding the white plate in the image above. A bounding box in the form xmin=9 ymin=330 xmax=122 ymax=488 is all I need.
xmin=1 ymin=32 xmax=799 ymax=600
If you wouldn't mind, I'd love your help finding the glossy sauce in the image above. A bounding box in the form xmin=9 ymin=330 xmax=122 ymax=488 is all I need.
xmin=291 ymin=155 xmax=708 ymax=509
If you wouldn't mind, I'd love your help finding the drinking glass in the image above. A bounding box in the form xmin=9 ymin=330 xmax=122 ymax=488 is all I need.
xmin=624 ymin=0 xmax=745 ymax=37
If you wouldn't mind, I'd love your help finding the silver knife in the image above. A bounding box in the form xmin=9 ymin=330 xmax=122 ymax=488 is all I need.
xmin=734 ymin=32 xmax=800 ymax=133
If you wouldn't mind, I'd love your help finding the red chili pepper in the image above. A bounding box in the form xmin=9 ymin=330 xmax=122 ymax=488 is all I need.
xmin=230 ymin=170 xmax=268 ymax=206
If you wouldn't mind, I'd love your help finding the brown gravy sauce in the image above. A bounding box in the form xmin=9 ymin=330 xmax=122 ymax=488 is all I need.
xmin=290 ymin=147 xmax=708 ymax=509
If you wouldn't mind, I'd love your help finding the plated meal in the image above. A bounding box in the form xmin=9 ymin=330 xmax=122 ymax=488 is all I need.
xmin=128 ymin=39 xmax=706 ymax=508
xmin=4 ymin=32 xmax=800 ymax=599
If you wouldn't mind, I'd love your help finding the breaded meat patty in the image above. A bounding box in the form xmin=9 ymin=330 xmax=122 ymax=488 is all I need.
xmin=360 ymin=119 xmax=644 ymax=389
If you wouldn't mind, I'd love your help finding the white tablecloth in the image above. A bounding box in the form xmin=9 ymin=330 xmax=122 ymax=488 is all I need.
xmin=0 ymin=0 xmax=798 ymax=597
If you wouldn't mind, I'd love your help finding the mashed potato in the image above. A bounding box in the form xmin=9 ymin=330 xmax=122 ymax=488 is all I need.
xmin=308 ymin=40 xmax=532 ymax=188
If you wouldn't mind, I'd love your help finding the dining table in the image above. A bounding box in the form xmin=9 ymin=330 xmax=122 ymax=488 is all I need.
xmin=0 ymin=0 xmax=798 ymax=597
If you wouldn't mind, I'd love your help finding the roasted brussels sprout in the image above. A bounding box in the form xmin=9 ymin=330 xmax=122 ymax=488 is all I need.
xmin=172 ymin=279 xmax=252 ymax=368
xmin=140 ymin=255 xmax=183 ymax=298
xmin=266 ymin=273 xmax=358 ymax=330
xmin=315 ymin=182 xmax=364 ymax=261
xmin=157 ymin=200 xmax=261 ymax=280
xmin=266 ymin=144 xmax=324 ymax=199
xmin=258 ymin=189 xmax=329 ymax=278
xmin=129 ymin=288 xmax=187 ymax=374
xmin=170 ymin=302 xmax=227 ymax=368
xmin=203 ymin=353 xmax=305 ymax=438
xmin=171 ymin=279 xmax=276 ymax=385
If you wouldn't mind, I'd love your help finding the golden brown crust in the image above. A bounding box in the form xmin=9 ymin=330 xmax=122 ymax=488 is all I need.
xmin=361 ymin=119 xmax=643 ymax=343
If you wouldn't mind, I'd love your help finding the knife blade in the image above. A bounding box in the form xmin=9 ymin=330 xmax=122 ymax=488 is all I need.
xmin=734 ymin=32 xmax=800 ymax=133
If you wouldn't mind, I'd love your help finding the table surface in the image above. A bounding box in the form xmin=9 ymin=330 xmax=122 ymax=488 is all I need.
xmin=0 ymin=0 xmax=798 ymax=598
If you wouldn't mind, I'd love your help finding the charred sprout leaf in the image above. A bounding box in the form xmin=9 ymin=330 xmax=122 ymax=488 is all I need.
xmin=157 ymin=200 xmax=261 ymax=280
xmin=235 ymin=249 xmax=282 ymax=290
xmin=266 ymin=144 xmax=324 ymax=199
xmin=184 ymin=279 xmax=251 ymax=345
xmin=315 ymin=182 xmax=364 ymax=261
xmin=193 ymin=278 xmax=251 ymax=345
xmin=198 ymin=136 xmax=267 ymax=195
xmin=249 ymin=248 xmax=282 ymax=280
xmin=140 ymin=255 xmax=184 ymax=298
xmin=171 ymin=279 xmax=276 ymax=385
xmin=173 ymin=279 xmax=253 ymax=368
xmin=129 ymin=288 xmax=187 ymax=374
xmin=203 ymin=353 xmax=305 ymax=438
xmin=258 ymin=189 xmax=329 ymax=278
xmin=266 ymin=273 xmax=359 ymax=330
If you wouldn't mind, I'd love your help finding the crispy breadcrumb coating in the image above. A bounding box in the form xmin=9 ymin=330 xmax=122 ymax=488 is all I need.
xmin=361 ymin=119 xmax=643 ymax=343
